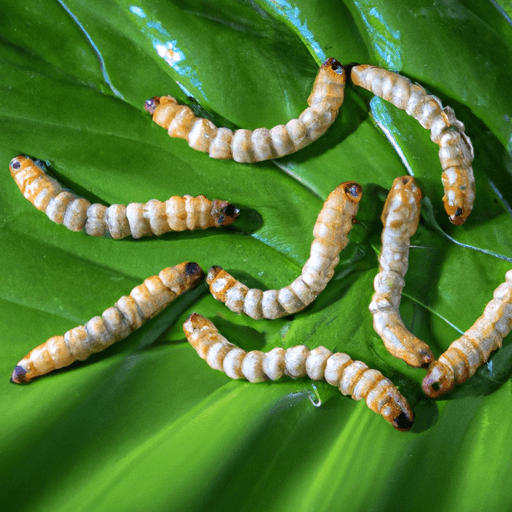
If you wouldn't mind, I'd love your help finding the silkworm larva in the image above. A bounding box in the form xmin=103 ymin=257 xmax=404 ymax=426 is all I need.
xmin=144 ymin=58 xmax=346 ymax=163
xmin=369 ymin=176 xmax=434 ymax=368
xmin=9 ymin=155 xmax=239 ymax=238
xmin=10 ymin=262 xmax=205 ymax=383
xmin=183 ymin=313 xmax=414 ymax=431
xmin=206 ymin=182 xmax=363 ymax=319
xmin=422 ymin=269 xmax=512 ymax=398
xmin=350 ymin=65 xmax=475 ymax=225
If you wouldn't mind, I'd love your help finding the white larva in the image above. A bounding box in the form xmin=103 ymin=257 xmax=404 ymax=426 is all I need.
xmin=9 ymin=155 xmax=239 ymax=238
xmin=422 ymin=269 xmax=512 ymax=398
xmin=183 ymin=313 xmax=414 ymax=431
xmin=144 ymin=58 xmax=346 ymax=163
xmin=10 ymin=262 xmax=205 ymax=383
xmin=369 ymin=176 xmax=435 ymax=368
xmin=206 ymin=182 xmax=363 ymax=319
xmin=350 ymin=65 xmax=475 ymax=225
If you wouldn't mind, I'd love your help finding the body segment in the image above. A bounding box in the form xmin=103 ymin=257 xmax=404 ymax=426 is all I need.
xmin=11 ymin=262 xmax=205 ymax=383
xmin=183 ymin=314 xmax=414 ymax=430
xmin=145 ymin=58 xmax=346 ymax=163
xmin=422 ymin=269 xmax=512 ymax=398
xmin=206 ymin=182 xmax=363 ymax=319
xmin=350 ymin=65 xmax=475 ymax=225
xmin=9 ymin=156 xmax=239 ymax=239
xmin=369 ymin=176 xmax=434 ymax=368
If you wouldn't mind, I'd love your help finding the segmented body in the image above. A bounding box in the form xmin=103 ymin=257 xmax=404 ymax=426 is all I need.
xmin=422 ymin=270 xmax=512 ymax=398
xmin=183 ymin=313 xmax=414 ymax=431
xmin=11 ymin=262 xmax=205 ymax=383
xmin=350 ymin=65 xmax=475 ymax=225
xmin=9 ymin=155 xmax=239 ymax=239
xmin=144 ymin=58 xmax=346 ymax=163
xmin=206 ymin=182 xmax=363 ymax=319
xmin=369 ymin=177 xmax=434 ymax=368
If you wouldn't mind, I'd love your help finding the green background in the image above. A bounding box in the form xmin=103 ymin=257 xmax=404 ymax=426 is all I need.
xmin=1 ymin=1 xmax=512 ymax=510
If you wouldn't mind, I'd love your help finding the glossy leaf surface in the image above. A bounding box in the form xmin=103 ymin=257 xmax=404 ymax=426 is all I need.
xmin=1 ymin=1 xmax=512 ymax=511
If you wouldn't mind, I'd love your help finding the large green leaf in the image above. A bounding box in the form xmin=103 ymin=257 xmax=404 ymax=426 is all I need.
xmin=1 ymin=1 xmax=512 ymax=510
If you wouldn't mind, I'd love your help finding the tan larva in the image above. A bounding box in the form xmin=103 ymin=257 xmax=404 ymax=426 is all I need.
xmin=10 ymin=262 xmax=205 ymax=384
xmin=350 ymin=65 xmax=475 ymax=225
xmin=183 ymin=313 xmax=414 ymax=431
xmin=144 ymin=58 xmax=346 ymax=163
xmin=369 ymin=176 xmax=435 ymax=368
xmin=206 ymin=182 xmax=363 ymax=319
xmin=422 ymin=269 xmax=512 ymax=398
xmin=9 ymin=155 xmax=239 ymax=238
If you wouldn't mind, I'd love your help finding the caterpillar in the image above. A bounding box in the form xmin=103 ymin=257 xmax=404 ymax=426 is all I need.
xmin=369 ymin=176 xmax=435 ymax=368
xmin=183 ymin=313 xmax=414 ymax=431
xmin=144 ymin=58 xmax=346 ymax=163
xmin=206 ymin=182 xmax=363 ymax=319
xmin=350 ymin=65 xmax=475 ymax=225
xmin=10 ymin=261 xmax=205 ymax=383
xmin=422 ymin=269 xmax=512 ymax=398
xmin=9 ymin=155 xmax=239 ymax=238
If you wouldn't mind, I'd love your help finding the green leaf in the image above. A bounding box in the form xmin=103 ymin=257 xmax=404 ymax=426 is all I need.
xmin=1 ymin=1 xmax=512 ymax=511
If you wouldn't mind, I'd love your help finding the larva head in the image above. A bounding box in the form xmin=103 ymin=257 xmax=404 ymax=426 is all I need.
xmin=144 ymin=96 xmax=160 ymax=115
xmin=391 ymin=410 xmax=415 ymax=432
xmin=9 ymin=155 xmax=30 ymax=177
xmin=342 ymin=182 xmax=363 ymax=204
xmin=381 ymin=391 xmax=414 ymax=431
xmin=210 ymin=200 xmax=240 ymax=227
xmin=321 ymin=58 xmax=346 ymax=83
xmin=10 ymin=364 xmax=30 ymax=384
xmin=184 ymin=261 xmax=205 ymax=281
xmin=422 ymin=362 xmax=455 ymax=399
xmin=446 ymin=205 xmax=471 ymax=226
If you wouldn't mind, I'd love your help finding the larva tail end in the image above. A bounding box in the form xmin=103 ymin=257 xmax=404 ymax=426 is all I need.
xmin=322 ymin=57 xmax=345 ymax=78
xmin=211 ymin=200 xmax=240 ymax=227
xmin=183 ymin=312 xmax=217 ymax=338
xmin=11 ymin=365 xmax=30 ymax=384
xmin=185 ymin=262 xmax=205 ymax=280
xmin=144 ymin=97 xmax=160 ymax=115
xmin=422 ymin=362 xmax=454 ymax=398
xmin=206 ymin=265 xmax=224 ymax=285
xmin=342 ymin=182 xmax=363 ymax=203
xmin=392 ymin=410 xmax=414 ymax=432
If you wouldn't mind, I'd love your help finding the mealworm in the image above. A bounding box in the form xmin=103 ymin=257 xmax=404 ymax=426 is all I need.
xmin=144 ymin=58 xmax=346 ymax=163
xmin=350 ymin=65 xmax=475 ymax=225
xmin=206 ymin=182 xmax=363 ymax=319
xmin=183 ymin=313 xmax=414 ymax=431
xmin=10 ymin=261 xmax=205 ymax=383
xmin=9 ymin=155 xmax=239 ymax=238
xmin=422 ymin=269 xmax=512 ymax=398
xmin=369 ymin=176 xmax=434 ymax=368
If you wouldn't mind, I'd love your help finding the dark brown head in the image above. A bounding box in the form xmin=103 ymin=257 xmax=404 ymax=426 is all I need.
xmin=144 ymin=97 xmax=161 ymax=115
xmin=206 ymin=265 xmax=224 ymax=286
xmin=322 ymin=57 xmax=345 ymax=77
xmin=392 ymin=410 xmax=414 ymax=432
xmin=10 ymin=365 xmax=29 ymax=384
xmin=211 ymin=200 xmax=240 ymax=227
xmin=342 ymin=181 xmax=363 ymax=204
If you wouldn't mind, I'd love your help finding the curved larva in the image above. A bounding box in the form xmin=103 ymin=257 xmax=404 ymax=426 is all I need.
xmin=144 ymin=58 xmax=346 ymax=163
xmin=10 ymin=262 xmax=205 ymax=383
xmin=422 ymin=269 xmax=512 ymax=398
xmin=369 ymin=176 xmax=435 ymax=368
xmin=206 ymin=182 xmax=363 ymax=319
xmin=350 ymin=65 xmax=475 ymax=225
xmin=183 ymin=313 xmax=414 ymax=431
xmin=9 ymin=155 xmax=239 ymax=238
